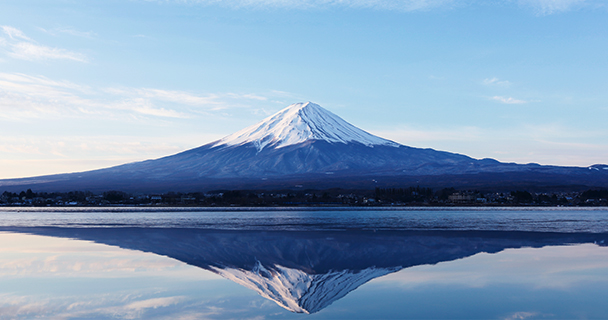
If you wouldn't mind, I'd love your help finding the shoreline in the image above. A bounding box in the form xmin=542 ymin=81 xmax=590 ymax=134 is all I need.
xmin=0 ymin=205 xmax=607 ymax=212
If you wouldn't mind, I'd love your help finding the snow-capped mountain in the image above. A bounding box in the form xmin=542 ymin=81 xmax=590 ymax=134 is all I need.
xmin=0 ymin=102 xmax=606 ymax=192
xmin=213 ymin=102 xmax=399 ymax=151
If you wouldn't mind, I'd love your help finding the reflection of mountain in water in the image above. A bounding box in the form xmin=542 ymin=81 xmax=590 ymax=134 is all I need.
xmin=2 ymin=227 xmax=606 ymax=314
xmin=213 ymin=261 xmax=398 ymax=313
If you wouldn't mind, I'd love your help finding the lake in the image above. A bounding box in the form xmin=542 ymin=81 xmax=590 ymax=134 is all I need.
xmin=0 ymin=207 xmax=607 ymax=319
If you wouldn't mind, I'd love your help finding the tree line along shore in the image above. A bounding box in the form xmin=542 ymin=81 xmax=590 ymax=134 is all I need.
xmin=1 ymin=187 xmax=607 ymax=207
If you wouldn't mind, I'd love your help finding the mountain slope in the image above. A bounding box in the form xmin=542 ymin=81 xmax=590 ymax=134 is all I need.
xmin=0 ymin=102 xmax=606 ymax=192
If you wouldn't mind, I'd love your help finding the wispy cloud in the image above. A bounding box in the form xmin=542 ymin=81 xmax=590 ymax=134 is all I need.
xmin=7 ymin=42 xmax=87 ymax=62
xmin=483 ymin=77 xmax=511 ymax=87
xmin=1 ymin=26 xmax=32 ymax=41
xmin=491 ymin=96 xmax=527 ymax=104
xmin=0 ymin=72 xmax=289 ymax=177
xmin=0 ymin=73 xmax=99 ymax=119
xmin=0 ymin=72 xmax=275 ymax=121
xmin=112 ymin=98 xmax=189 ymax=118
xmin=0 ymin=26 xmax=87 ymax=62
xmin=377 ymin=244 xmax=608 ymax=289
xmin=373 ymin=126 xmax=483 ymax=144
xmin=38 ymin=27 xmax=97 ymax=39
xmin=236 ymin=93 xmax=268 ymax=101
xmin=155 ymin=0 xmax=457 ymax=11
xmin=0 ymin=72 xmax=91 ymax=92
xmin=124 ymin=297 xmax=186 ymax=312
xmin=150 ymin=0 xmax=607 ymax=14
xmin=504 ymin=311 xmax=539 ymax=320
xmin=518 ymin=0 xmax=587 ymax=15
xmin=107 ymin=87 xmax=222 ymax=108
xmin=132 ymin=34 xmax=155 ymax=40
xmin=374 ymin=122 xmax=608 ymax=167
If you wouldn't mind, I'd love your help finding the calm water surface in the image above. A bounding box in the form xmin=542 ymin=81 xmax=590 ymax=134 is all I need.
xmin=0 ymin=207 xmax=607 ymax=319
xmin=1 ymin=207 xmax=608 ymax=232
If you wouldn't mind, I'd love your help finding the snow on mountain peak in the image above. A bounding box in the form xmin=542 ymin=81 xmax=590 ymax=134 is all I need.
xmin=212 ymin=102 xmax=400 ymax=151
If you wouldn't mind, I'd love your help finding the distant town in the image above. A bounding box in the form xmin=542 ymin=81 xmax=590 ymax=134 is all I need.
xmin=1 ymin=187 xmax=607 ymax=207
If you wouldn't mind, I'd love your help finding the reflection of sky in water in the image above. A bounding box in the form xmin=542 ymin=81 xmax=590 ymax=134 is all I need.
xmin=358 ymin=244 xmax=608 ymax=319
xmin=0 ymin=232 xmax=263 ymax=319
xmin=1 ymin=232 xmax=608 ymax=319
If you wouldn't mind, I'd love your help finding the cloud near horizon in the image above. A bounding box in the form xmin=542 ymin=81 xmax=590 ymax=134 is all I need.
xmin=0 ymin=71 xmax=294 ymax=178
xmin=372 ymin=122 xmax=608 ymax=167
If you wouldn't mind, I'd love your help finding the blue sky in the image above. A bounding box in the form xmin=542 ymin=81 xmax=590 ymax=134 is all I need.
xmin=0 ymin=0 xmax=607 ymax=178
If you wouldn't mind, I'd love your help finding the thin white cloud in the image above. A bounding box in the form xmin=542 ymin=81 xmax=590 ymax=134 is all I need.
xmin=483 ymin=77 xmax=511 ymax=87
xmin=336 ymin=0 xmax=455 ymax=11
xmin=38 ymin=27 xmax=97 ymax=39
xmin=105 ymin=87 xmax=277 ymax=113
xmin=0 ymin=72 xmax=289 ymax=177
xmin=428 ymin=75 xmax=446 ymax=80
xmin=0 ymin=73 xmax=101 ymax=119
xmin=105 ymin=87 xmax=227 ymax=114
xmin=518 ymin=0 xmax=587 ymax=15
xmin=7 ymin=42 xmax=87 ymax=62
xmin=0 ymin=135 xmax=222 ymax=178
xmin=1 ymin=26 xmax=32 ymax=41
xmin=377 ymin=244 xmax=608 ymax=289
xmin=0 ymin=26 xmax=87 ymax=62
xmin=124 ymin=297 xmax=185 ymax=311
xmin=140 ymin=88 xmax=220 ymax=106
xmin=132 ymin=34 xmax=157 ymax=40
xmin=156 ymin=0 xmax=456 ymax=11
xmin=237 ymin=93 xmax=268 ymax=101
xmin=374 ymin=123 xmax=608 ymax=167
xmin=491 ymin=96 xmax=527 ymax=104
xmin=149 ymin=0 xmax=608 ymax=14
xmin=0 ymin=73 xmax=91 ymax=92
xmin=0 ymin=73 xmax=203 ymax=119
xmin=504 ymin=311 xmax=539 ymax=320
xmin=113 ymin=98 xmax=189 ymax=118
xmin=0 ymin=72 xmax=276 ymax=121
xmin=373 ymin=126 xmax=483 ymax=143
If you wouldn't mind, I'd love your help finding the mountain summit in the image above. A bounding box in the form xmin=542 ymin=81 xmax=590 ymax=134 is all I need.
xmin=0 ymin=102 xmax=606 ymax=192
xmin=213 ymin=102 xmax=399 ymax=151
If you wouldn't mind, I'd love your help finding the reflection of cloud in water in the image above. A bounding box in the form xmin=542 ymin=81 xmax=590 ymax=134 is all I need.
xmin=0 ymin=293 xmax=192 ymax=319
xmin=504 ymin=311 xmax=539 ymax=320
xmin=1 ymin=227 xmax=606 ymax=315
xmin=0 ymin=231 xmax=231 ymax=319
xmin=0 ymin=232 xmax=194 ymax=277
xmin=377 ymin=243 xmax=608 ymax=289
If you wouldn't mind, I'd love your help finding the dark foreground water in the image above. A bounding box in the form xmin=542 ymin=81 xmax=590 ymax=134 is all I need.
xmin=0 ymin=207 xmax=607 ymax=319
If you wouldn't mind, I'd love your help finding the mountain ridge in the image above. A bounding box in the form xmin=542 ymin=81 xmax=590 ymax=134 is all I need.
xmin=0 ymin=102 xmax=606 ymax=192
